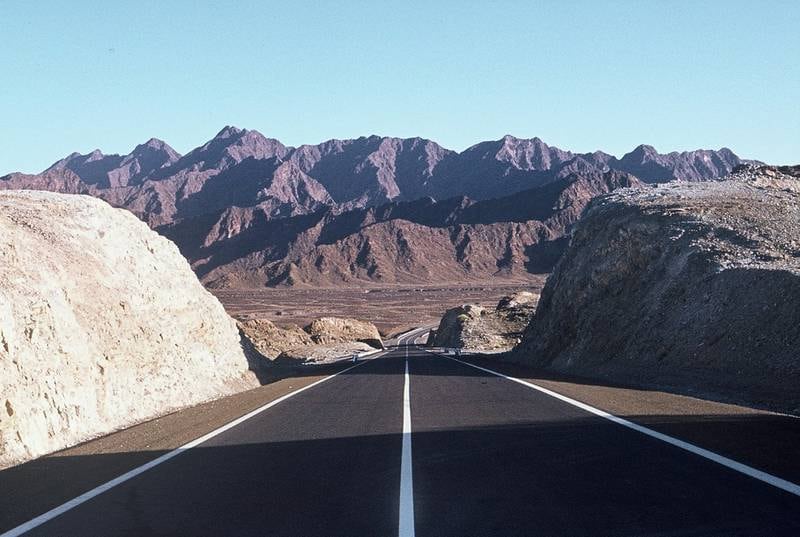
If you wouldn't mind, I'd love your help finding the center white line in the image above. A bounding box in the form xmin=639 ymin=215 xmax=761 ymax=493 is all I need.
xmin=399 ymin=345 xmax=415 ymax=537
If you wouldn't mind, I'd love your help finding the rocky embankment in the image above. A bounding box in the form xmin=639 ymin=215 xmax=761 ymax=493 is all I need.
xmin=238 ymin=316 xmax=383 ymax=364
xmin=0 ymin=192 xmax=260 ymax=469
xmin=512 ymin=165 xmax=800 ymax=413
xmin=429 ymin=291 xmax=537 ymax=351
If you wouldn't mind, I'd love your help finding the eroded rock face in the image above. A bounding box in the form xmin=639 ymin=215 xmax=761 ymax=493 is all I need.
xmin=238 ymin=316 xmax=383 ymax=365
xmin=429 ymin=293 xmax=538 ymax=351
xmin=0 ymin=192 xmax=258 ymax=469
xmin=513 ymin=166 xmax=800 ymax=413
xmin=237 ymin=318 xmax=313 ymax=359
xmin=304 ymin=317 xmax=383 ymax=349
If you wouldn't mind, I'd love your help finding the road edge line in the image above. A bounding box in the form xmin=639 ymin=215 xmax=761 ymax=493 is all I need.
xmin=440 ymin=353 xmax=800 ymax=498
xmin=1 ymin=355 xmax=382 ymax=537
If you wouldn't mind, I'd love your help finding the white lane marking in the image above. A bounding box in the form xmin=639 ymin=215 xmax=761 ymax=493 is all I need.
xmin=413 ymin=331 xmax=430 ymax=345
xmin=442 ymin=354 xmax=800 ymax=498
xmin=1 ymin=356 xmax=383 ymax=537
xmin=399 ymin=350 xmax=415 ymax=537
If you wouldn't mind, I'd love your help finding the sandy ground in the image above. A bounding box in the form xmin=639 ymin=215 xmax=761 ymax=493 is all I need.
xmin=212 ymin=278 xmax=546 ymax=336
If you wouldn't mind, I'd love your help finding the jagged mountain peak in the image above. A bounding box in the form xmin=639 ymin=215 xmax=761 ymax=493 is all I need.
xmin=139 ymin=137 xmax=173 ymax=150
xmin=7 ymin=127 xmax=757 ymax=232
xmin=180 ymin=127 xmax=289 ymax=171
xmin=616 ymin=143 xmax=746 ymax=182
xmin=214 ymin=125 xmax=245 ymax=139
xmin=129 ymin=138 xmax=181 ymax=161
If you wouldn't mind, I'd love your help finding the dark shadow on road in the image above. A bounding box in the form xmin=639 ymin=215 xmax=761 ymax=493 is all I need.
xmin=2 ymin=415 xmax=800 ymax=536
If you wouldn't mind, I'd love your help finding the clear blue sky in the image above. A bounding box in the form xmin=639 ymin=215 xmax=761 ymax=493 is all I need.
xmin=1 ymin=0 xmax=798 ymax=173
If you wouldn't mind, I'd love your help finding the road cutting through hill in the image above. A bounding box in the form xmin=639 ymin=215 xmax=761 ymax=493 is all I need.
xmin=2 ymin=332 xmax=800 ymax=536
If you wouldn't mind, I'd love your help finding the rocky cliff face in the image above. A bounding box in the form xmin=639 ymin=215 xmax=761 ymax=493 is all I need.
xmin=512 ymin=166 xmax=800 ymax=413
xmin=0 ymin=192 xmax=259 ymax=468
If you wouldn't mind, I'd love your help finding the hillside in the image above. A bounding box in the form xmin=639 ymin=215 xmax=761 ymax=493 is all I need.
xmin=0 ymin=191 xmax=259 ymax=468
xmin=511 ymin=165 xmax=800 ymax=412
xmin=0 ymin=127 xmax=756 ymax=287
xmin=1 ymin=126 xmax=753 ymax=227
xmin=162 ymin=170 xmax=641 ymax=287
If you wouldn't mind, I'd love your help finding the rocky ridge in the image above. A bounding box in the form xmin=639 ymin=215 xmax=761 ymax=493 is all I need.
xmin=1 ymin=127 xmax=754 ymax=228
xmin=0 ymin=127 xmax=759 ymax=288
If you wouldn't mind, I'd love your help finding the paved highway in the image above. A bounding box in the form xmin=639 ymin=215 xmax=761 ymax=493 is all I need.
xmin=3 ymin=329 xmax=800 ymax=536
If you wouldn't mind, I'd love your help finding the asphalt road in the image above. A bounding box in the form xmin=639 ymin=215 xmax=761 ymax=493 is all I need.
xmin=4 ymin=330 xmax=800 ymax=536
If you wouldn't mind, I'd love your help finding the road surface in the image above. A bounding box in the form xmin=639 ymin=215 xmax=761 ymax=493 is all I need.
xmin=3 ymin=328 xmax=800 ymax=536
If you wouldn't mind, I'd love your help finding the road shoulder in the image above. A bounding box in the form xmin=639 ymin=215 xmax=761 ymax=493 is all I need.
xmin=0 ymin=360 xmax=367 ymax=533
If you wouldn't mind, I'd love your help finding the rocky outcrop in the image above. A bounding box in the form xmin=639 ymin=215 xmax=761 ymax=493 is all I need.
xmin=0 ymin=191 xmax=259 ymax=469
xmin=237 ymin=319 xmax=314 ymax=359
xmin=238 ymin=316 xmax=382 ymax=364
xmin=429 ymin=292 xmax=538 ymax=351
xmin=512 ymin=166 xmax=800 ymax=413
xmin=304 ymin=317 xmax=383 ymax=349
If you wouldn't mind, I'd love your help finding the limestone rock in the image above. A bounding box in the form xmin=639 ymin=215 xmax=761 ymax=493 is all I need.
xmin=0 ymin=191 xmax=258 ymax=468
xmin=237 ymin=318 xmax=313 ymax=359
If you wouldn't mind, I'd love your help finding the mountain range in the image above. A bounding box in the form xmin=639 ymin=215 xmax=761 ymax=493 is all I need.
xmin=0 ymin=127 xmax=758 ymax=287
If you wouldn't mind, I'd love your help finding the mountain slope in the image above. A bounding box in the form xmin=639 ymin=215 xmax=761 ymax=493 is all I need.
xmin=613 ymin=144 xmax=745 ymax=182
xmin=0 ymin=127 xmax=757 ymax=287
xmin=45 ymin=138 xmax=181 ymax=187
xmin=161 ymin=170 xmax=641 ymax=287
xmin=1 ymin=126 xmax=755 ymax=228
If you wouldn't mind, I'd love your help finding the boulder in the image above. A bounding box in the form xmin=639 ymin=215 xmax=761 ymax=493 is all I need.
xmin=303 ymin=317 xmax=383 ymax=349
xmin=238 ymin=318 xmax=313 ymax=359
xmin=429 ymin=297 xmax=536 ymax=351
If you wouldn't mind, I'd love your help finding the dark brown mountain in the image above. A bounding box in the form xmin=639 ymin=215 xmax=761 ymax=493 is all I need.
xmin=45 ymin=138 xmax=181 ymax=187
xmin=1 ymin=126 xmax=755 ymax=227
xmin=612 ymin=144 xmax=745 ymax=182
xmin=160 ymin=170 xmax=641 ymax=287
xmin=289 ymin=136 xmax=454 ymax=204
xmin=0 ymin=126 xmax=758 ymax=287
